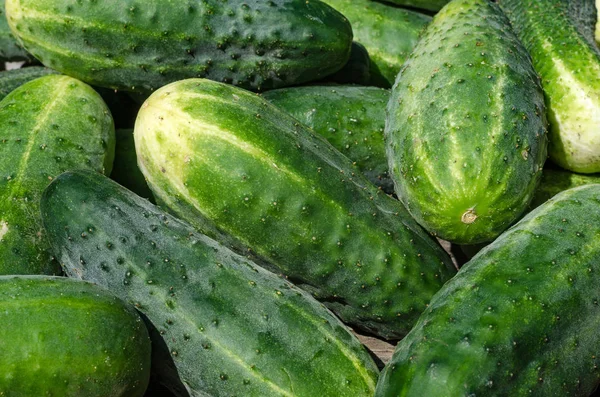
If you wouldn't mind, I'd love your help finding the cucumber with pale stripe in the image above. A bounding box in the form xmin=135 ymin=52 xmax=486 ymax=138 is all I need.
xmin=323 ymin=0 xmax=431 ymax=87
xmin=376 ymin=184 xmax=600 ymax=396
xmin=0 ymin=66 xmax=57 ymax=101
xmin=41 ymin=170 xmax=379 ymax=397
xmin=135 ymin=78 xmax=456 ymax=340
xmin=499 ymin=0 xmax=600 ymax=173
xmin=5 ymin=0 xmax=352 ymax=93
xmin=263 ymin=85 xmax=392 ymax=192
xmin=386 ymin=0 xmax=548 ymax=244
xmin=0 ymin=275 xmax=151 ymax=396
xmin=0 ymin=75 xmax=114 ymax=275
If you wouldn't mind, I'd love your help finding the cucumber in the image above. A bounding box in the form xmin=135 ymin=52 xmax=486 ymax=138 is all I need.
xmin=0 ymin=66 xmax=57 ymax=101
xmin=111 ymin=128 xmax=154 ymax=202
xmin=323 ymin=0 xmax=430 ymax=87
xmin=263 ymin=85 xmax=392 ymax=192
xmin=0 ymin=75 xmax=114 ymax=275
xmin=0 ymin=1 xmax=31 ymax=62
xmin=5 ymin=0 xmax=352 ymax=93
xmin=529 ymin=168 xmax=600 ymax=210
xmin=374 ymin=0 xmax=450 ymax=12
xmin=135 ymin=78 xmax=456 ymax=340
xmin=386 ymin=0 xmax=548 ymax=244
xmin=326 ymin=42 xmax=371 ymax=86
xmin=41 ymin=170 xmax=379 ymax=397
xmin=376 ymin=184 xmax=600 ymax=397
xmin=499 ymin=0 xmax=600 ymax=173
xmin=0 ymin=275 xmax=151 ymax=396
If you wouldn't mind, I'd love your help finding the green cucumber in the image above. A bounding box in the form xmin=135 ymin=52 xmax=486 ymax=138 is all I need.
xmin=5 ymin=0 xmax=352 ymax=93
xmin=529 ymin=168 xmax=600 ymax=210
xmin=323 ymin=0 xmax=430 ymax=87
xmin=376 ymin=184 xmax=600 ymax=396
xmin=263 ymin=85 xmax=392 ymax=192
xmin=386 ymin=0 xmax=548 ymax=244
xmin=111 ymin=128 xmax=154 ymax=202
xmin=0 ymin=275 xmax=151 ymax=396
xmin=0 ymin=66 xmax=57 ymax=101
xmin=326 ymin=42 xmax=371 ymax=86
xmin=374 ymin=0 xmax=450 ymax=12
xmin=0 ymin=1 xmax=31 ymax=62
xmin=0 ymin=75 xmax=114 ymax=275
xmin=499 ymin=0 xmax=600 ymax=173
xmin=41 ymin=170 xmax=379 ymax=397
xmin=135 ymin=78 xmax=456 ymax=340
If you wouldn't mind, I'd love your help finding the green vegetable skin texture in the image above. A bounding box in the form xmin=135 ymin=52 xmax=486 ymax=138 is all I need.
xmin=0 ymin=1 xmax=31 ymax=62
xmin=5 ymin=0 xmax=352 ymax=93
xmin=326 ymin=42 xmax=371 ymax=86
xmin=499 ymin=0 xmax=600 ymax=173
xmin=111 ymin=128 xmax=154 ymax=202
xmin=263 ymin=85 xmax=393 ymax=192
xmin=386 ymin=0 xmax=547 ymax=244
xmin=0 ymin=275 xmax=151 ymax=397
xmin=376 ymin=184 xmax=600 ymax=397
xmin=323 ymin=0 xmax=430 ymax=87
xmin=374 ymin=0 xmax=449 ymax=12
xmin=0 ymin=75 xmax=114 ymax=275
xmin=41 ymin=170 xmax=379 ymax=397
xmin=529 ymin=168 xmax=600 ymax=209
xmin=135 ymin=78 xmax=456 ymax=340
xmin=0 ymin=66 xmax=57 ymax=100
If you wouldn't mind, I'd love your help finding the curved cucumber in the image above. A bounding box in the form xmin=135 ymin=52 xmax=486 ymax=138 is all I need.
xmin=111 ymin=128 xmax=154 ymax=202
xmin=0 ymin=275 xmax=151 ymax=396
xmin=5 ymin=0 xmax=352 ymax=93
xmin=0 ymin=1 xmax=31 ymax=62
xmin=135 ymin=78 xmax=456 ymax=340
xmin=374 ymin=0 xmax=450 ymax=12
xmin=323 ymin=0 xmax=431 ymax=87
xmin=0 ymin=75 xmax=114 ymax=275
xmin=386 ymin=0 xmax=548 ymax=244
xmin=263 ymin=85 xmax=392 ymax=192
xmin=376 ymin=184 xmax=600 ymax=396
xmin=0 ymin=66 xmax=57 ymax=101
xmin=41 ymin=170 xmax=379 ymax=397
xmin=499 ymin=0 xmax=600 ymax=173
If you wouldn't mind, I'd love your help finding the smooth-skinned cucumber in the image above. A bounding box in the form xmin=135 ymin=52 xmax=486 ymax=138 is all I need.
xmin=5 ymin=0 xmax=352 ymax=93
xmin=0 ymin=75 xmax=114 ymax=275
xmin=386 ymin=0 xmax=548 ymax=244
xmin=376 ymin=184 xmax=600 ymax=396
xmin=323 ymin=0 xmax=431 ymax=87
xmin=0 ymin=275 xmax=151 ymax=396
xmin=0 ymin=66 xmax=57 ymax=100
xmin=263 ymin=85 xmax=392 ymax=192
xmin=41 ymin=170 xmax=379 ymax=397
xmin=135 ymin=78 xmax=456 ymax=340
xmin=499 ymin=0 xmax=600 ymax=173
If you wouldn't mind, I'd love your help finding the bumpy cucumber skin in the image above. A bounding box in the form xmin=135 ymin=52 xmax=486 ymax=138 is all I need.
xmin=0 ymin=66 xmax=57 ymax=100
xmin=135 ymin=78 xmax=455 ymax=340
xmin=0 ymin=1 xmax=31 ymax=62
xmin=386 ymin=0 xmax=548 ymax=244
xmin=5 ymin=0 xmax=352 ymax=93
xmin=499 ymin=0 xmax=600 ymax=173
xmin=375 ymin=0 xmax=449 ymax=12
xmin=41 ymin=170 xmax=379 ymax=397
xmin=376 ymin=184 xmax=600 ymax=397
xmin=0 ymin=75 xmax=114 ymax=275
xmin=111 ymin=128 xmax=154 ymax=202
xmin=263 ymin=85 xmax=392 ymax=192
xmin=323 ymin=0 xmax=430 ymax=87
xmin=0 ymin=275 xmax=151 ymax=397
xmin=529 ymin=168 xmax=600 ymax=210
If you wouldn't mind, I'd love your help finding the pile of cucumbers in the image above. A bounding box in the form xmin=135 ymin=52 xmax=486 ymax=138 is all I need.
xmin=1 ymin=0 xmax=600 ymax=395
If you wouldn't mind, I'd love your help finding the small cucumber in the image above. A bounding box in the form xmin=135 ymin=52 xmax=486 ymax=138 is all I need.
xmin=41 ymin=170 xmax=379 ymax=397
xmin=376 ymin=184 xmax=600 ymax=396
xmin=0 ymin=75 xmax=114 ymax=275
xmin=0 ymin=275 xmax=151 ymax=396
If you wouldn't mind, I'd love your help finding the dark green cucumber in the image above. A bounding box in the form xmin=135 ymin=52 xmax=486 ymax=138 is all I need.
xmin=0 ymin=275 xmax=151 ymax=396
xmin=499 ymin=0 xmax=600 ymax=173
xmin=0 ymin=75 xmax=114 ymax=275
xmin=111 ymin=128 xmax=154 ymax=202
xmin=41 ymin=170 xmax=379 ymax=397
xmin=529 ymin=168 xmax=600 ymax=210
xmin=326 ymin=42 xmax=371 ymax=86
xmin=376 ymin=184 xmax=600 ymax=396
xmin=323 ymin=0 xmax=430 ymax=87
xmin=374 ymin=0 xmax=450 ymax=12
xmin=263 ymin=85 xmax=392 ymax=192
xmin=0 ymin=1 xmax=31 ymax=62
xmin=135 ymin=78 xmax=456 ymax=340
xmin=5 ymin=0 xmax=352 ymax=93
xmin=386 ymin=0 xmax=548 ymax=244
xmin=0 ymin=66 xmax=57 ymax=100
